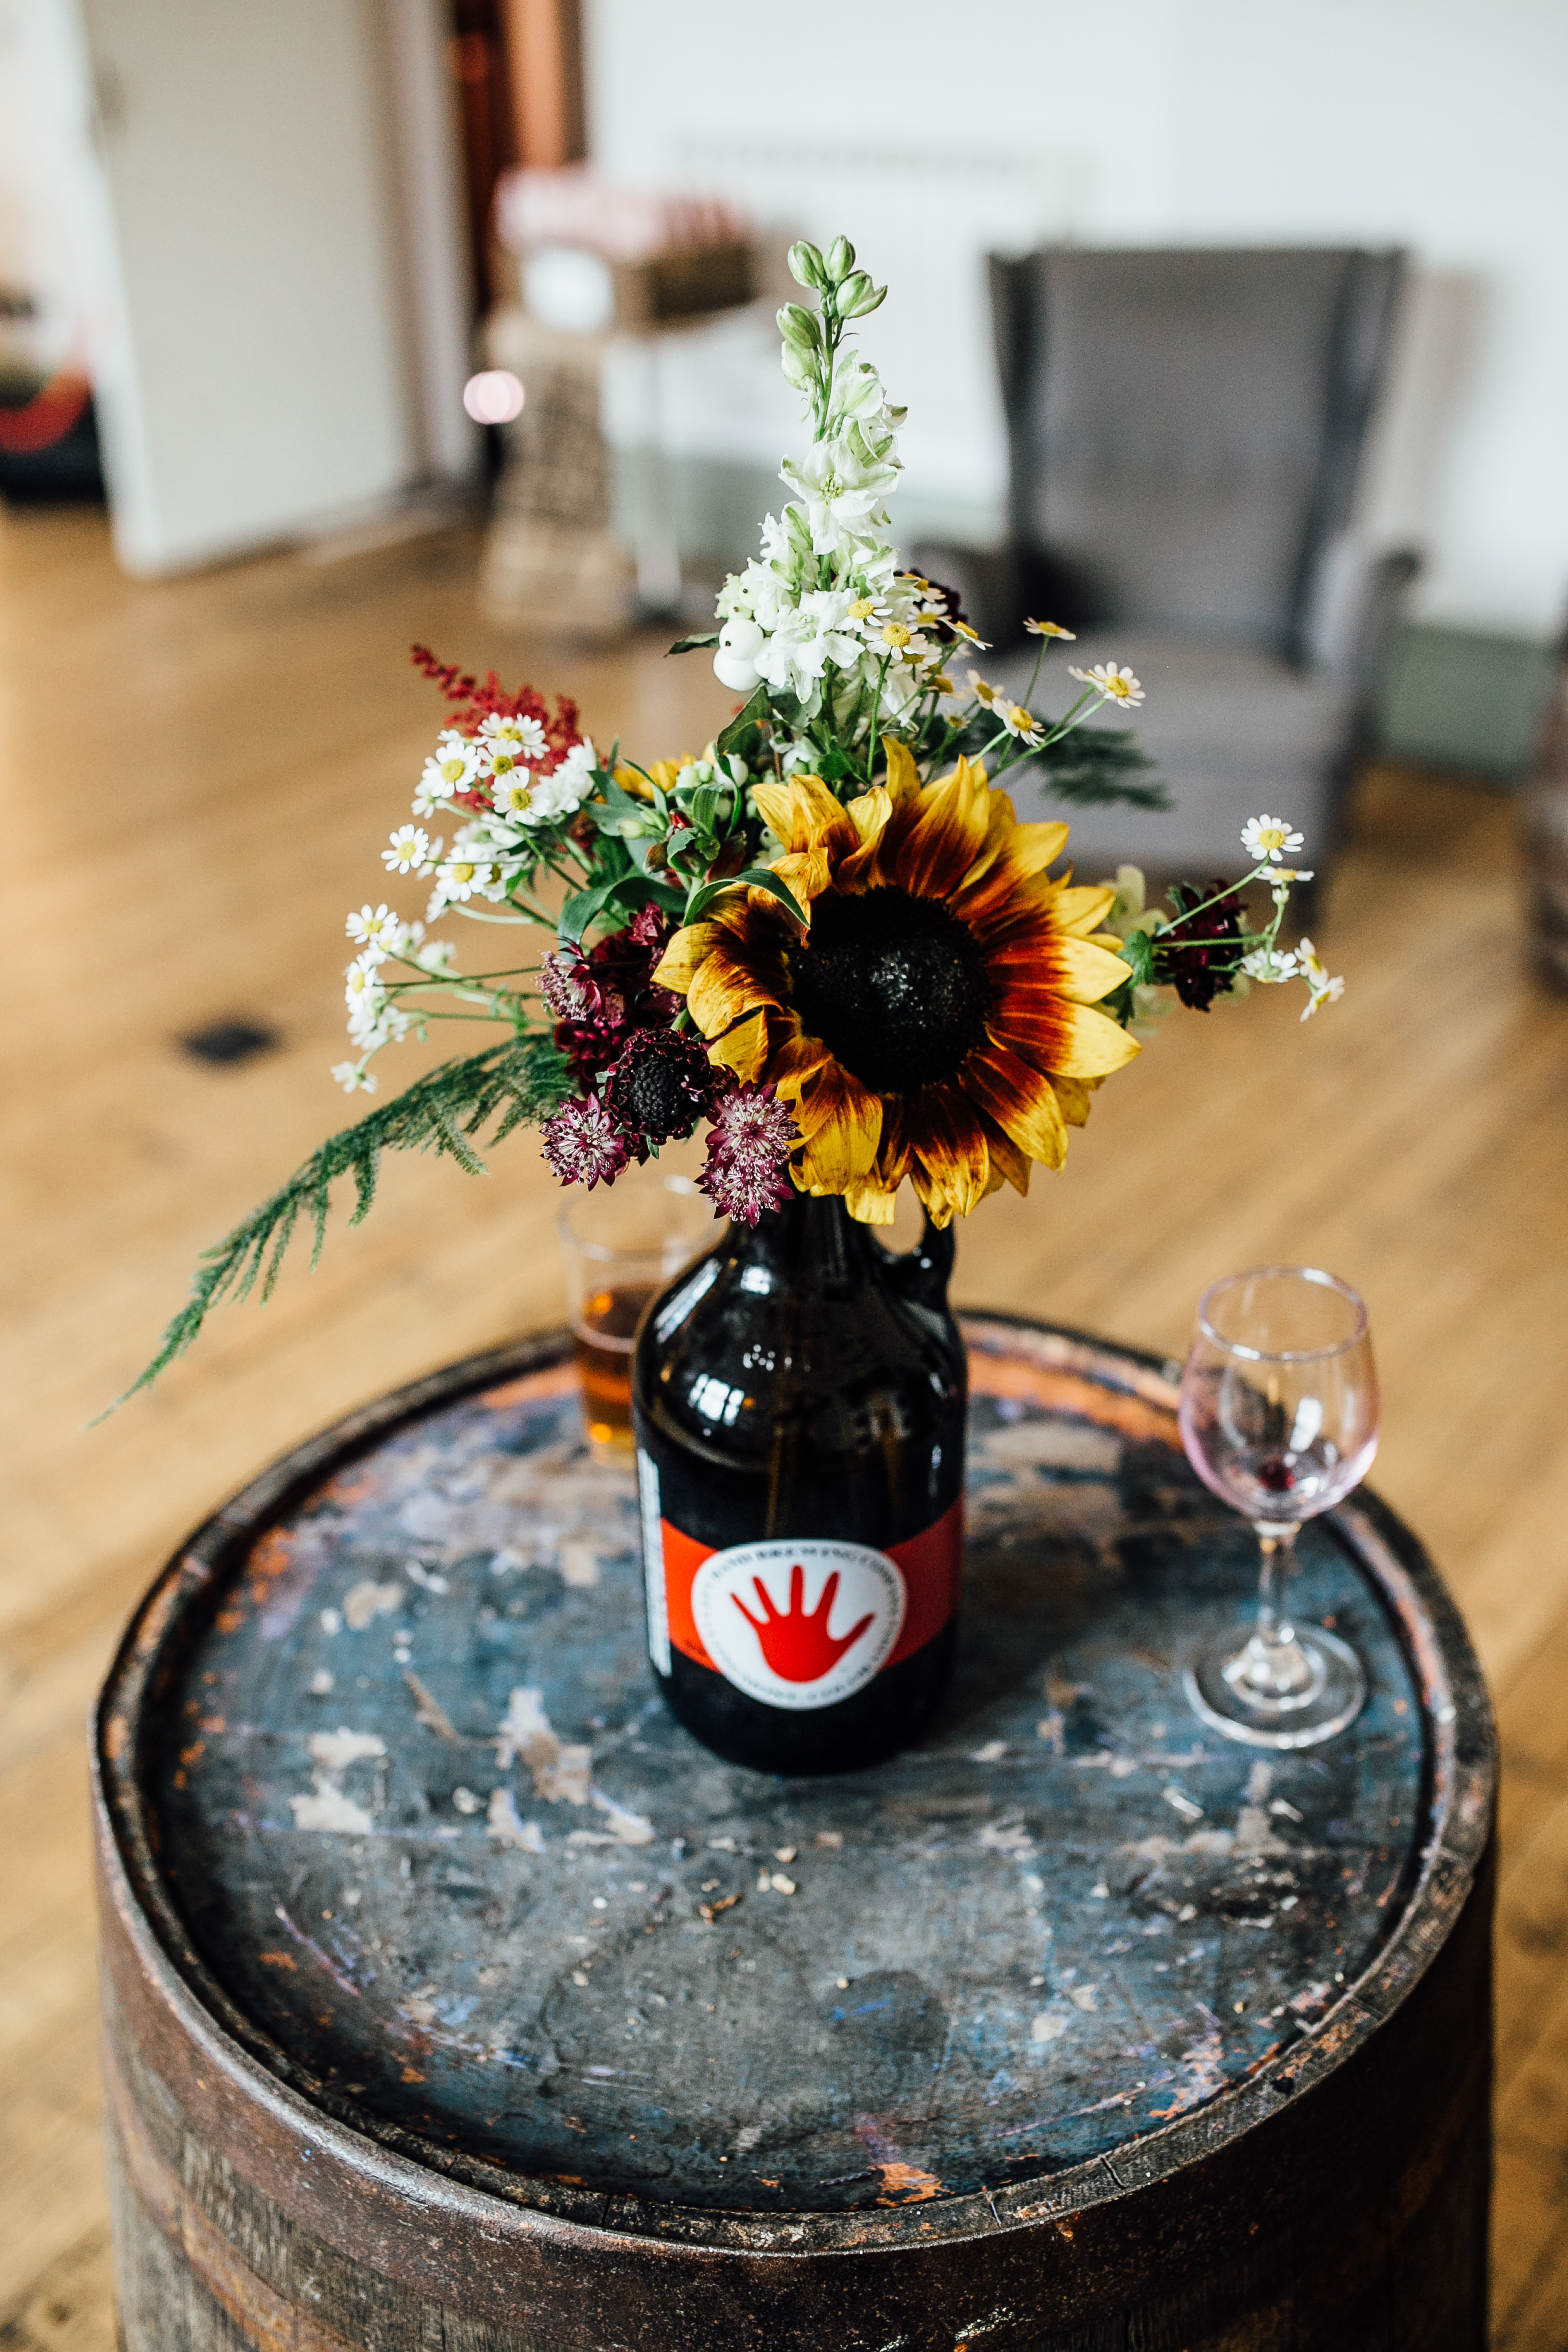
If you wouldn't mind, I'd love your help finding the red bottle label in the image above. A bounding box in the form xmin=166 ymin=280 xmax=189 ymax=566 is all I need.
xmin=637 ymin=1453 xmax=962 ymax=1710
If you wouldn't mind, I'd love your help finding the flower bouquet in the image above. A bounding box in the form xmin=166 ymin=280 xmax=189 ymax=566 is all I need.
xmin=123 ymin=237 xmax=1340 ymax=1770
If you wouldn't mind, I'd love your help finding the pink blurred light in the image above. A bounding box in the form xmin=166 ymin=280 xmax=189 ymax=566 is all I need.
xmin=462 ymin=370 xmax=525 ymax=425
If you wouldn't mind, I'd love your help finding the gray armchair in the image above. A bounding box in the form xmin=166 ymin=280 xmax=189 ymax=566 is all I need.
xmin=915 ymin=246 xmax=1420 ymax=883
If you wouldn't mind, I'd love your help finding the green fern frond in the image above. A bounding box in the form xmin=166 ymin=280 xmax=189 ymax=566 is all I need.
xmin=105 ymin=1033 xmax=571 ymax=1414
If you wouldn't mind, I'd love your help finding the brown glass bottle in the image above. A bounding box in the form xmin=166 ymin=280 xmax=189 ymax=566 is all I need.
xmin=630 ymin=1195 xmax=967 ymax=1775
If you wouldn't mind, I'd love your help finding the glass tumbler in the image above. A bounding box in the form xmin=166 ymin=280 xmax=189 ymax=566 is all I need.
xmin=557 ymin=1171 xmax=715 ymax=1451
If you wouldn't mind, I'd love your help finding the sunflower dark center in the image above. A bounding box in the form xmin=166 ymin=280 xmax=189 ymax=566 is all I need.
xmin=789 ymin=887 xmax=991 ymax=1095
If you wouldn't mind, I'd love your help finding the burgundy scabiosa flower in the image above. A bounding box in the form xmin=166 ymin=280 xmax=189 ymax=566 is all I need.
xmin=696 ymin=1084 xmax=799 ymax=1226
xmin=604 ymin=1026 xmax=716 ymax=1149
xmin=1154 ymin=879 xmax=1246 ymax=1013
xmin=540 ymin=1094 xmax=630 ymax=1189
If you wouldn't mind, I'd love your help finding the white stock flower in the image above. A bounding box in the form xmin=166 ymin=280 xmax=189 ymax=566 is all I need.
xmin=1296 ymin=938 xmax=1345 ymax=1020
xmin=331 ymin=1060 xmax=378 ymax=1093
xmin=1068 ymin=661 xmax=1145 ymax=708
xmin=1241 ymin=814 xmax=1305 ymax=864
xmin=383 ymin=825 xmax=433 ymax=874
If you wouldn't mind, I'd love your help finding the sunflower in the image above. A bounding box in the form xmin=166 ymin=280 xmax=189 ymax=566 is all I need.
xmin=652 ymin=745 xmax=1140 ymax=1226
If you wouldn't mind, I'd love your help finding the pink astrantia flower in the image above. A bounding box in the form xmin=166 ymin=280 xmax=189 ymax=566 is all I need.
xmin=696 ymin=1084 xmax=800 ymax=1226
xmin=540 ymin=1094 xmax=630 ymax=1190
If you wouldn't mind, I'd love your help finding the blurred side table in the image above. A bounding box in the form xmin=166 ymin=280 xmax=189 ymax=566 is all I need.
xmin=480 ymin=240 xmax=755 ymax=640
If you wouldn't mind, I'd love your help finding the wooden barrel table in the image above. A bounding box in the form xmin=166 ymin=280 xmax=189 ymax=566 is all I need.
xmin=95 ymin=1316 xmax=1495 ymax=2351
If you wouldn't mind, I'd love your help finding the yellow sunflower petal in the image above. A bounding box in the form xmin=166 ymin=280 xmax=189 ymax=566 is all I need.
xmin=1048 ymin=935 xmax=1135 ymax=1005
xmin=892 ymin=755 xmax=994 ymax=900
xmin=1052 ymin=884 xmax=1119 ymax=938
xmin=959 ymin=797 xmax=1070 ymax=900
xmin=880 ymin=737 xmax=920 ymax=802
xmin=652 ymin=922 xmax=723 ymax=995
xmin=908 ymin=1082 xmax=992 ymax=1220
xmin=962 ymin=1041 xmax=1069 ymax=1171
xmin=977 ymin=1112 xmax=1033 ymax=1198
xmin=1045 ymin=1001 xmax=1142 ymax=1079
xmin=845 ymin=1181 xmax=900 ymax=1225
xmin=790 ymin=1063 xmax=883 ymax=1193
xmin=752 ymin=773 xmax=855 ymax=856
xmin=687 ymin=942 xmax=781 ymax=1040
xmin=767 ymin=1032 xmax=833 ymax=1089
xmin=769 ymin=846 xmax=836 ymax=912
xmin=709 ymin=1006 xmax=776 ymax=1084
xmin=1052 ymin=1076 xmax=1100 ymax=1127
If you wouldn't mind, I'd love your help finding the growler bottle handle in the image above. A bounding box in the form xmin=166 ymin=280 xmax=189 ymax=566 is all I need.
xmin=882 ymin=1210 xmax=956 ymax=1313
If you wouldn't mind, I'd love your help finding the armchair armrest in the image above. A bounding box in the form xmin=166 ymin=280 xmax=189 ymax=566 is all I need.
xmin=1305 ymin=539 xmax=1423 ymax=702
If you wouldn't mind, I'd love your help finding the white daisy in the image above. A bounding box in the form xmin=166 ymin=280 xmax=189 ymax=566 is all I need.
xmin=1024 ymin=618 xmax=1076 ymax=640
xmin=946 ymin=618 xmax=991 ymax=649
xmin=1069 ymin=661 xmax=1144 ymax=707
xmin=415 ymin=731 xmax=480 ymax=812
xmin=1296 ymin=938 xmax=1346 ymax=1020
xmin=481 ymin=711 xmax=547 ymax=761
xmin=996 ymin=700 xmax=1046 ymax=747
xmin=331 ymin=1060 xmax=378 ymax=1093
xmin=1241 ymin=814 xmax=1306 ymax=864
xmin=431 ymin=856 xmax=488 ymax=905
xmin=415 ymin=939 xmax=456 ymax=974
xmin=383 ymin=825 xmax=433 ymax=874
xmin=491 ymin=774 xmax=536 ymax=822
xmin=967 ymin=672 xmax=1001 ymax=708
xmin=1240 ymin=945 xmax=1300 ymax=984
xmin=345 ymin=903 xmax=403 ymax=960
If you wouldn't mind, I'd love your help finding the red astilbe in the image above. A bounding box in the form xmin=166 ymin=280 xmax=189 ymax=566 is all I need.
xmin=409 ymin=644 xmax=582 ymax=813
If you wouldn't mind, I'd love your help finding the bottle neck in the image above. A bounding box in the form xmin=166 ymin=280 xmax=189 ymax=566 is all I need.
xmin=726 ymin=1191 xmax=956 ymax=1315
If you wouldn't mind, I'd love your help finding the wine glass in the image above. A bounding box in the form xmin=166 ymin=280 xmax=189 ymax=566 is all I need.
xmin=1178 ymin=1267 xmax=1379 ymax=1749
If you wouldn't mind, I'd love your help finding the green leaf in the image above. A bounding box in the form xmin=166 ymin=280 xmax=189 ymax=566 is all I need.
xmin=685 ymin=865 xmax=805 ymax=927
xmin=1118 ymin=927 xmax=1158 ymax=987
xmin=687 ymin=782 xmax=720 ymax=837
xmin=667 ymin=633 xmax=719 ymax=656
xmin=103 ymin=1034 xmax=572 ymax=1414
xmin=715 ymin=681 xmax=770 ymax=759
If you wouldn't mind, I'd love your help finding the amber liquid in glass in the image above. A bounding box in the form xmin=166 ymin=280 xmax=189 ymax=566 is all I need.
xmin=573 ymin=1282 xmax=657 ymax=1448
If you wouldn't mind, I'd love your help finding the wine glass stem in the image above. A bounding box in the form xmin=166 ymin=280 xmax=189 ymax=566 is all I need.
xmin=1256 ymin=1528 xmax=1297 ymax=1643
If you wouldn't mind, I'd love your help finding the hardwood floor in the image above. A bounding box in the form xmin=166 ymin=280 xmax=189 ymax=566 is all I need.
xmin=2 ymin=504 xmax=1565 ymax=2346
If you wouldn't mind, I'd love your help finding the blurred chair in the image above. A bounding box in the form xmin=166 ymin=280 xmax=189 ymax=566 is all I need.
xmin=916 ymin=246 xmax=1418 ymax=883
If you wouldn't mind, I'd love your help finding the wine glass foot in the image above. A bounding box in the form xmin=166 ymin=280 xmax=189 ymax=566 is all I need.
xmin=1183 ymin=1625 xmax=1366 ymax=1750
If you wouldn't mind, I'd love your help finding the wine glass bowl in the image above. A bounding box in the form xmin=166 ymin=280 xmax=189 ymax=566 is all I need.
xmin=1180 ymin=1268 xmax=1379 ymax=1747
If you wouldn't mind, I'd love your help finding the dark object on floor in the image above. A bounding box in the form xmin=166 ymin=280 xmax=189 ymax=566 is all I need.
xmin=178 ymin=1018 xmax=281 ymax=1067
xmin=1523 ymin=648 xmax=1568 ymax=987
xmin=0 ymin=368 xmax=105 ymax=503
xmin=96 ymin=1316 xmax=1493 ymax=2350
xmin=915 ymin=247 xmax=1420 ymax=883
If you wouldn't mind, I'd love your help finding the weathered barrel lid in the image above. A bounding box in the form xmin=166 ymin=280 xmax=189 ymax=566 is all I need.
xmin=96 ymin=1316 xmax=1494 ymax=2257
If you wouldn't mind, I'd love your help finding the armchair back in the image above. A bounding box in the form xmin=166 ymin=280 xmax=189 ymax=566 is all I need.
xmin=989 ymin=246 xmax=1405 ymax=662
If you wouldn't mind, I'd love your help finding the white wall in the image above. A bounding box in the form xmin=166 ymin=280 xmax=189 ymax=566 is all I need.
xmin=5 ymin=0 xmax=475 ymax=573
xmin=586 ymin=0 xmax=1568 ymax=638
